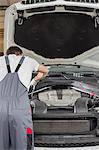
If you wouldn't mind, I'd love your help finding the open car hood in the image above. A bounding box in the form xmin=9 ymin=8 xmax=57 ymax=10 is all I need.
xmin=4 ymin=0 xmax=99 ymax=68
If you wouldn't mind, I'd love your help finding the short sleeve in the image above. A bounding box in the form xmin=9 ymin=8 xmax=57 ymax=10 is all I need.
xmin=28 ymin=57 xmax=40 ymax=72
xmin=33 ymin=60 xmax=40 ymax=72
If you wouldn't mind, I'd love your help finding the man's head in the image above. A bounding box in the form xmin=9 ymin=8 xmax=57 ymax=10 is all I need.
xmin=6 ymin=46 xmax=23 ymax=56
xmin=0 ymin=52 xmax=4 ymax=56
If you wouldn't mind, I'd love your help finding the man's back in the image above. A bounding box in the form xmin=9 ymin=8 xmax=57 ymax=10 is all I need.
xmin=0 ymin=54 xmax=39 ymax=89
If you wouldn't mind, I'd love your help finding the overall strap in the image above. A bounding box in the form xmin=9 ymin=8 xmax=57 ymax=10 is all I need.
xmin=5 ymin=56 xmax=11 ymax=73
xmin=15 ymin=56 xmax=25 ymax=72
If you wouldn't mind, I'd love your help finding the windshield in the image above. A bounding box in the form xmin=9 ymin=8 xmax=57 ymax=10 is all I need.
xmin=14 ymin=12 xmax=99 ymax=59
xmin=48 ymin=64 xmax=99 ymax=75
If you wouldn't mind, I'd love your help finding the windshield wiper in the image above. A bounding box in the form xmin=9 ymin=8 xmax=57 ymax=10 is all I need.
xmin=45 ymin=64 xmax=81 ymax=67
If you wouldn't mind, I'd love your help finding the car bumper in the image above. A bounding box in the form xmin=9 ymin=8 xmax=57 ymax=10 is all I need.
xmin=35 ymin=145 xmax=99 ymax=150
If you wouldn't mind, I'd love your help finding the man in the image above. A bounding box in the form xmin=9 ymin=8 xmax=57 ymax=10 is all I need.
xmin=0 ymin=46 xmax=48 ymax=150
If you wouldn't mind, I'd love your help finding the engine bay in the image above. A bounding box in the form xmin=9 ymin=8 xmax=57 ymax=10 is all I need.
xmin=29 ymin=67 xmax=99 ymax=115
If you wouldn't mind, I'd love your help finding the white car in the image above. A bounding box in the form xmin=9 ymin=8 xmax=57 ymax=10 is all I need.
xmin=4 ymin=0 xmax=99 ymax=150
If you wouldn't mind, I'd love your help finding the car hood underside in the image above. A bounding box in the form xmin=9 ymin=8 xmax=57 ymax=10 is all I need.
xmin=15 ymin=12 xmax=99 ymax=59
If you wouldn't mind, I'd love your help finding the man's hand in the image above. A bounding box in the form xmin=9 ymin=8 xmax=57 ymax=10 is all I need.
xmin=30 ymin=78 xmax=37 ymax=90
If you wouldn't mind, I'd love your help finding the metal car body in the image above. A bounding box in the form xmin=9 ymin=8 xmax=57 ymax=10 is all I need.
xmin=4 ymin=0 xmax=99 ymax=149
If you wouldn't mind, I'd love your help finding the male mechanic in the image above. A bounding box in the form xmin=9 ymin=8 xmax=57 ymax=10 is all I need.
xmin=0 ymin=46 xmax=48 ymax=150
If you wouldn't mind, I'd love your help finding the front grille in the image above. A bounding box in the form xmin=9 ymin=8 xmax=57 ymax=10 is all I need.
xmin=22 ymin=0 xmax=56 ymax=4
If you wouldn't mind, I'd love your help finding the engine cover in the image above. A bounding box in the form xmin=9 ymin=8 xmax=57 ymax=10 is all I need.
xmin=38 ymin=89 xmax=81 ymax=106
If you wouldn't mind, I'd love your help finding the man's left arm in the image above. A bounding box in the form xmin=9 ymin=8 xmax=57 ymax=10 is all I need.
xmin=30 ymin=64 xmax=48 ymax=87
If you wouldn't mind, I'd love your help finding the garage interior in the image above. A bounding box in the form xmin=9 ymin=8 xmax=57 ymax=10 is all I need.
xmin=0 ymin=0 xmax=20 ymax=52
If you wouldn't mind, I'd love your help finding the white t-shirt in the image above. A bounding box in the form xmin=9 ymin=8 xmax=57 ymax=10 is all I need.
xmin=0 ymin=54 xmax=39 ymax=90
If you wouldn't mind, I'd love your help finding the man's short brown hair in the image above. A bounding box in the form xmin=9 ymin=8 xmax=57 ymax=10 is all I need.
xmin=6 ymin=46 xmax=23 ymax=55
xmin=0 ymin=52 xmax=4 ymax=56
